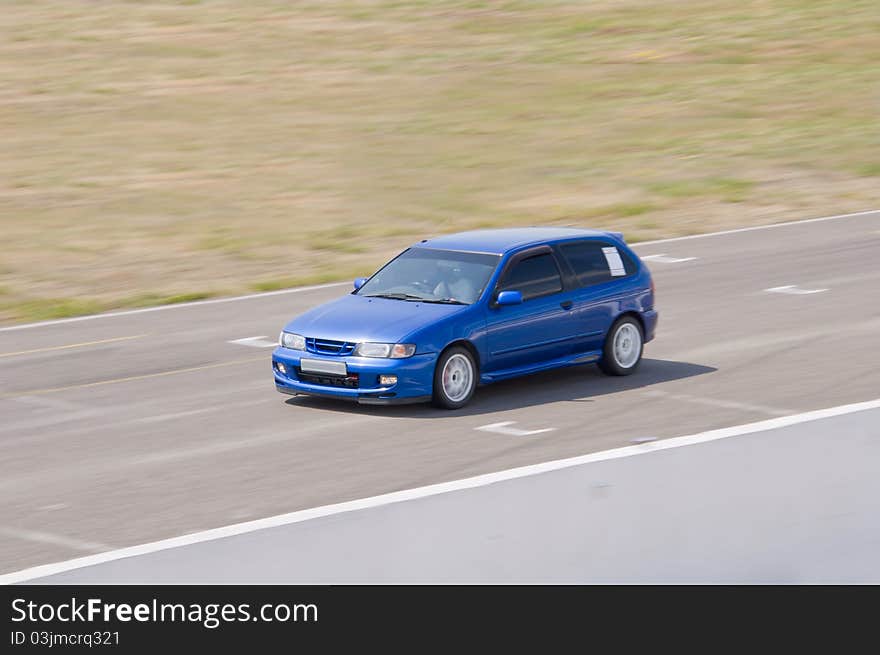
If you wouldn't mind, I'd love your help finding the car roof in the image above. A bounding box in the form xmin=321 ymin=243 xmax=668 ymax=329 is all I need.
xmin=412 ymin=227 xmax=619 ymax=255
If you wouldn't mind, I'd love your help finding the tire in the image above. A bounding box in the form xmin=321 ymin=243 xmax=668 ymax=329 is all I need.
xmin=598 ymin=315 xmax=644 ymax=376
xmin=432 ymin=346 xmax=477 ymax=409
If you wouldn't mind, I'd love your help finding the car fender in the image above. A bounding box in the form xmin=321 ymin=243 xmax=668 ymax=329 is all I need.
xmin=402 ymin=305 xmax=488 ymax=368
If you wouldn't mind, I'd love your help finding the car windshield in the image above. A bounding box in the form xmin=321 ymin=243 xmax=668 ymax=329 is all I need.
xmin=356 ymin=248 xmax=500 ymax=305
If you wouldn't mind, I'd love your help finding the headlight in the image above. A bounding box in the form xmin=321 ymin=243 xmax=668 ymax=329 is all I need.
xmin=354 ymin=342 xmax=416 ymax=358
xmin=279 ymin=332 xmax=306 ymax=350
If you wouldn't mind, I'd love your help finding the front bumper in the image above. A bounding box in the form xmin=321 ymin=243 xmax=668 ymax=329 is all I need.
xmin=272 ymin=346 xmax=436 ymax=404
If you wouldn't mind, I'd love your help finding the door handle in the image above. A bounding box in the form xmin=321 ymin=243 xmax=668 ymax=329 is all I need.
xmin=560 ymin=300 xmax=573 ymax=310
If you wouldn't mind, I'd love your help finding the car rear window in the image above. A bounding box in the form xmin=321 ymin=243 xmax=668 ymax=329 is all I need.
xmin=498 ymin=252 xmax=563 ymax=300
xmin=559 ymin=241 xmax=637 ymax=287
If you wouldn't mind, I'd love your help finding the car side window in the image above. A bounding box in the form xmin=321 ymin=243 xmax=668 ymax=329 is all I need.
xmin=559 ymin=241 xmax=637 ymax=287
xmin=498 ymin=252 xmax=563 ymax=300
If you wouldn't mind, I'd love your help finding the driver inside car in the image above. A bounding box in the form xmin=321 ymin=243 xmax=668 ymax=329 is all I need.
xmin=432 ymin=263 xmax=478 ymax=304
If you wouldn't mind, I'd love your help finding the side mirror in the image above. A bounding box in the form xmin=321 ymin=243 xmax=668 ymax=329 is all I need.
xmin=353 ymin=277 xmax=368 ymax=291
xmin=496 ymin=290 xmax=523 ymax=306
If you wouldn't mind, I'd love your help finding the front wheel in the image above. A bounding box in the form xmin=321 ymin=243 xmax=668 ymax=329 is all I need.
xmin=432 ymin=346 xmax=477 ymax=409
xmin=598 ymin=316 xmax=644 ymax=376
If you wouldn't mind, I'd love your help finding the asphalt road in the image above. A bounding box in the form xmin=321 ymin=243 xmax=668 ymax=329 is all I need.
xmin=20 ymin=405 xmax=880 ymax=584
xmin=1 ymin=210 xmax=879 ymax=576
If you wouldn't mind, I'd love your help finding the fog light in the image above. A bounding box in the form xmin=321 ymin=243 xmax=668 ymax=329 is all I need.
xmin=276 ymin=362 xmax=287 ymax=374
xmin=379 ymin=375 xmax=398 ymax=386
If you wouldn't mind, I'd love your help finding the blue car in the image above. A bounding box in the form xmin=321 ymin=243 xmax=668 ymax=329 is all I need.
xmin=273 ymin=227 xmax=657 ymax=409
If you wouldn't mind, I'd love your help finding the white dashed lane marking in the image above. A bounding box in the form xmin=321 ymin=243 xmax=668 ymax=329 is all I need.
xmin=0 ymin=526 xmax=110 ymax=554
xmin=643 ymin=389 xmax=794 ymax=417
xmin=229 ymin=336 xmax=278 ymax=348
xmin=475 ymin=421 xmax=556 ymax=437
xmin=641 ymin=254 xmax=697 ymax=264
xmin=765 ymin=285 xmax=828 ymax=295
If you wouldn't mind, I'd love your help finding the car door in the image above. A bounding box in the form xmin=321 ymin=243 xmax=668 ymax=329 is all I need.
xmin=485 ymin=247 xmax=580 ymax=372
xmin=556 ymin=239 xmax=639 ymax=352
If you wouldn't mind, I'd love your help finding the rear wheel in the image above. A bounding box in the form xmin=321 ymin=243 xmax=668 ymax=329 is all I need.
xmin=432 ymin=346 xmax=477 ymax=409
xmin=598 ymin=316 xmax=644 ymax=376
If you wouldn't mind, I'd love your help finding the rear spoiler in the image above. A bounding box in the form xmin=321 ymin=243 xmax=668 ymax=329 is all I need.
xmin=605 ymin=231 xmax=625 ymax=242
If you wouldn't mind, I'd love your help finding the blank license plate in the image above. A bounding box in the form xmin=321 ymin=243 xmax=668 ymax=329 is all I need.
xmin=300 ymin=359 xmax=347 ymax=376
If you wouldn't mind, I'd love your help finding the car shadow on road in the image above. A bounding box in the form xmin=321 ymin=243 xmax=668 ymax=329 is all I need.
xmin=284 ymin=358 xmax=717 ymax=419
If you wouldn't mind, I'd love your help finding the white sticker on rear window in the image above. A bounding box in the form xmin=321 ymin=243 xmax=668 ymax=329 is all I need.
xmin=602 ymin=246 xmax=626 ymax=276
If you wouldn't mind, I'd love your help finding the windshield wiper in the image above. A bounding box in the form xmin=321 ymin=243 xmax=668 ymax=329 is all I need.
xmin=364 ymin=293 xmax=466 ymax=304
xmin=364 ymin=293 xmax=429 ymax=302
xmin=419 ymin=298 xmax=468 ymax=305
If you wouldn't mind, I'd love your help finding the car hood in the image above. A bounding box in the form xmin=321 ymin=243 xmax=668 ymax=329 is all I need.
xmin=284 ymin=293 xmax=468 ymax=344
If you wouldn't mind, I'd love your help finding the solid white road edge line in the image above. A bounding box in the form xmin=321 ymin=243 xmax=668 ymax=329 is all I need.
xmin=0 ymin=282 xmax=350 ymax=333
xmin=2 ymin=396 xmax=879 ymax=585
xmin=630 ymin=208 xmax=878 ymax=246
xmin=1 ymin=209 xmax=876 ymax=333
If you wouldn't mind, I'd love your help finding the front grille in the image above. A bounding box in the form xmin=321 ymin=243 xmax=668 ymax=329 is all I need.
xmin=296 ymin=369 xmax=360 ymax=389
xmin=305 ymin=337 xmax=356 ymax=356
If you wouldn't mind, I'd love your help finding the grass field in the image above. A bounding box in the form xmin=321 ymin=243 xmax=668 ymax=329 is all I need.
xmin=2 ymin=0 xmax=878 ymax=323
